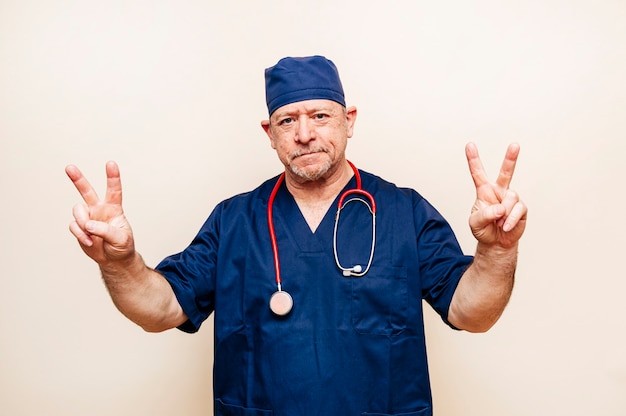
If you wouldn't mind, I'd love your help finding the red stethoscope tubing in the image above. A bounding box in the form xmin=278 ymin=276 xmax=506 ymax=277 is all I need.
xmin=267 ymin=161 xmax=375 ymax=291
xmin=267 ymin=173 xmax=286 ymax=291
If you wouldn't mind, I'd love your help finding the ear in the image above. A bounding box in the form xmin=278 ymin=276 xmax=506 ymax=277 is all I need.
xmin=260 ymin=120 xmax=276 ymax=149
xmin=345 ymin=106 xmax=357 ymax=138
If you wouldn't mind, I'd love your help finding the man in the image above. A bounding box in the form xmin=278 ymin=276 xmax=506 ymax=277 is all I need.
xmin=66 ymin=56 xmax=527 ymax=415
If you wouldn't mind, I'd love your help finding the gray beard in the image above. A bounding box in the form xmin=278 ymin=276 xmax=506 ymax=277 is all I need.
xmin=287 ymin=146 xmax=333 ymax=181
xmin=289 ymin=158 xmax=332 ymax=181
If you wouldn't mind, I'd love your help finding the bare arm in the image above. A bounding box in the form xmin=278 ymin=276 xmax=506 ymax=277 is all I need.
xmin=66 ymin=162 xmax=187 ymax=332
xmin=448 ymin=143 xmax=527 ymax=333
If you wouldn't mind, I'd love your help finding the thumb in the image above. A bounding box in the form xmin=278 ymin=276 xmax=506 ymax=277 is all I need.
xmin=85 ymin=219 xmax=134 ymax=252
xmin=470 ymin=204 xmax=506 ymax=229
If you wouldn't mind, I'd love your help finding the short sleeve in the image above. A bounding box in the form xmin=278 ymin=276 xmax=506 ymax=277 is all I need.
xmin=155 ymin=205 xmax=222 ymax=333
xmin=413 ymin=195 xmax=473 ymax=327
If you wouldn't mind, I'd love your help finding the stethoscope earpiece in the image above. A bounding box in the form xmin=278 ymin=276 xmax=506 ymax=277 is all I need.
xmin=342 ymin=265 xmax=363 ymax=277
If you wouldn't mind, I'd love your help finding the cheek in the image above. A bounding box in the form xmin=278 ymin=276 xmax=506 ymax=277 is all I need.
xmin=272 ymin=139 xmax=292 ymax=161
xmin=269 ymin=132 xmax=288 ymax=153
xmin=269 ymin=127 xmax=289 ymax=149
xmin=329 ymin=132 xmax=349 ymax=151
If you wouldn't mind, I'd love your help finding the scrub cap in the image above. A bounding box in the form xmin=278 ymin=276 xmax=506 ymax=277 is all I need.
xmin=265 ymin=55 xmax=346 ymax=116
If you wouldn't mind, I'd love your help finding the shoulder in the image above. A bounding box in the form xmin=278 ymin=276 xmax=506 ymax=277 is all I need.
xmin=358 ymin=169 xmax=425 ymax=203
xmin=358 ymin=169 xmax=449 ymax=223
xmin=198 ymin=175 xmax=280 ymax=231
xmin=219 ymin=175 xmax=279 ymax=207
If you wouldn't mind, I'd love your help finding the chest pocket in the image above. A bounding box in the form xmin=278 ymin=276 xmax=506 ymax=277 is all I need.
xmin=351 ymin=265 xmax=408 ymax=335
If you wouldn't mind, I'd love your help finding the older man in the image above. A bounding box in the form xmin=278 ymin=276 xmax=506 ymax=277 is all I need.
xmin=67 ymin=55 xmax=526 ymax=415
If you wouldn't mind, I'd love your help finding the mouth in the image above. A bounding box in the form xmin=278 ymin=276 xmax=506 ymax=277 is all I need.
xmin=289 ymin=148 xmax=327 ymax=162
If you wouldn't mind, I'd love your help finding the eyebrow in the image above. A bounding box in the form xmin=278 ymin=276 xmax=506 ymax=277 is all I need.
xmin=273 ymin=105 xmax=335 ymax=120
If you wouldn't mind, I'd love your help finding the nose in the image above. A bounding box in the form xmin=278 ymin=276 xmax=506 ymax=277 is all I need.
xmin=294 ymin=116 xmax=315 ymax=144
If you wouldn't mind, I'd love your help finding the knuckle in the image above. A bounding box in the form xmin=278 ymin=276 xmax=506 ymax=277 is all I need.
xmin=505 ymin=190 xmax=519 ymax=201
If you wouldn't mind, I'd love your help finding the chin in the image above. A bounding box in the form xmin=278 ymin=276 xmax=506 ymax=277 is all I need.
xmin=290 ymin=160 xmax=332 ymax=181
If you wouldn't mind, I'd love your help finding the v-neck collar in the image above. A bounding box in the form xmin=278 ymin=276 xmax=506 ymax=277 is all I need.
xmin=272 ymin=174 xmax=358 ymax=253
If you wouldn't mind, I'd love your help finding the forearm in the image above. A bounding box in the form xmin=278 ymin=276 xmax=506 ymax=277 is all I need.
xmin=99 ymin=252 xmax=187 ymax=332
xmin=448 ymin=242 xmax=517 ymax=332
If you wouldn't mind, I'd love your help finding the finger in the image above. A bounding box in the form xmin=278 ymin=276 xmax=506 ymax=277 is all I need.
xmin=498 ymin=189 xmax=520 ymax=231
xmin=72 ymin=203 xmax=91 ymax=228
xmin=65 ymin=164 xmax=100 ymax=206
xmin=104 ymin=161 xmax=123 ymax=205
xmin=71 ymin=203 xmax=94 ymax=246
xmin=465 ymin=142 xmax=489 ymax=189
xmin=69 ymin=220 xmax=93 ymax=247
xmin=503 ymin=200 xmax=527 ymax=233
xmin=495 ymin=143 xmax=520 ymax=190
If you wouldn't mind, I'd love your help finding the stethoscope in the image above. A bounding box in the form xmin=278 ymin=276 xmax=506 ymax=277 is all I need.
xmin=267 ymin=161 xmax=376 ymax=316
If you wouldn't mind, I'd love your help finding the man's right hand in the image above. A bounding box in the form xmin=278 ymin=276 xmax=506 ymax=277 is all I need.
xmin=66 ymin=161 xmax=135 ymax=266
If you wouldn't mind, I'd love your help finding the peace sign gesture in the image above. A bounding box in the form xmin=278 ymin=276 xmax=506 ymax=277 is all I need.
xmin=466 ymin=142 xmax=527 ymax=249
xmin=66 ymin=161 xmax=135 ymax=265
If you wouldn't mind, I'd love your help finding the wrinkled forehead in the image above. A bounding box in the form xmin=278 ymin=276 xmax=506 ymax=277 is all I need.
xmin=270 ymin=99 xmax=344 ymax=120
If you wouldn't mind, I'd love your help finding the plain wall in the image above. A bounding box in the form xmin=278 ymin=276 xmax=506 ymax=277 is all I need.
xmin=1 ymin=1 xmax=625 ymax=415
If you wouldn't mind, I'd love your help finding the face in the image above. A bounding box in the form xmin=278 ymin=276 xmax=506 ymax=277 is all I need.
xmin=261 ymin=99 xmax=357 ymax=182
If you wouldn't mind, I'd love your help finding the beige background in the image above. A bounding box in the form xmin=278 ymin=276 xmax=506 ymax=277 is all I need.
xmin=1 ymin=1 xmax=625 ymax=415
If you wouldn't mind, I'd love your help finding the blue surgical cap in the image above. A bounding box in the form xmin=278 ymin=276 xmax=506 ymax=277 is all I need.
xmin=265 ymin=55 xmax=346 ymax=116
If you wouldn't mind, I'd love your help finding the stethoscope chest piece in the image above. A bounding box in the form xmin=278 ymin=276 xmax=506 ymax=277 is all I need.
xmin=269 ymin=290 xmax=293 ymax=316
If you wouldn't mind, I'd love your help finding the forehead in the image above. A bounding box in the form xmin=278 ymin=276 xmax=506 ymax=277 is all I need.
xmin=271 ymin=99 xmax=343 ymax=119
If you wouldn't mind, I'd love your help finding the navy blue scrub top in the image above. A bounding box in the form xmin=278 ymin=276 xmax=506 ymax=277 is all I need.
xmin=156 ymin=170 xmax=473 ymax=416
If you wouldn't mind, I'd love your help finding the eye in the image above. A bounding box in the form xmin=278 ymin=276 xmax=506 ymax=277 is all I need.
xmin=314 ymin=113 xmax=328 ymax=120
xmin=279 ymin=117 xmax=293 ymax=125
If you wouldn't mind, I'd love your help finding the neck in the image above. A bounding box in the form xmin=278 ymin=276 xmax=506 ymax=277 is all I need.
xmin=284 ymin=160 xmax=354 ymax=232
